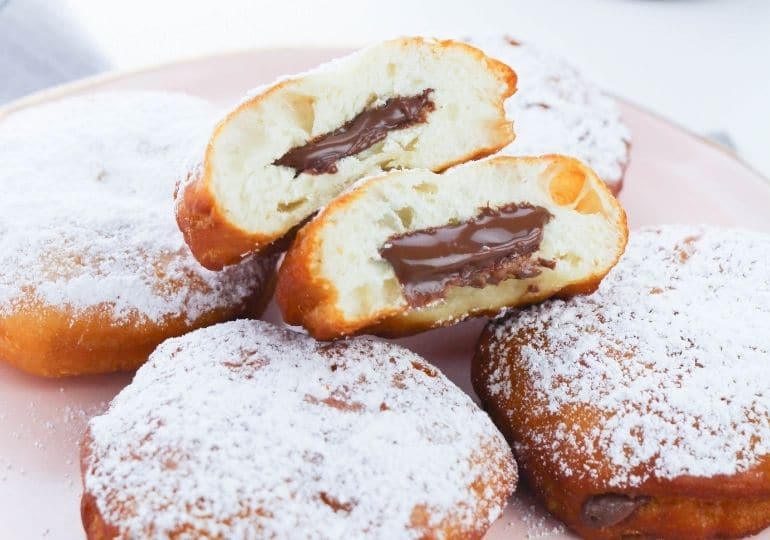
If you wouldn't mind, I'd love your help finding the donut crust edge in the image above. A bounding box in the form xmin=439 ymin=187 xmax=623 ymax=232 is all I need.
xmin=0 ymin=277 xmax=274 ymax=377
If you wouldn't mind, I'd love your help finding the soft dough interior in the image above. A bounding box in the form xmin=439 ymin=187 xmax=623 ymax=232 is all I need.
xmin=316 ymin=157 xmax=625 ymax=323
xmin=208 ymin=39 xmax=512 ymax=238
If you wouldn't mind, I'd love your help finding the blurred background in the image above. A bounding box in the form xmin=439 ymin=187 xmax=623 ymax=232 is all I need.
xmin=2 ymin=0 xmax=769 ymax=176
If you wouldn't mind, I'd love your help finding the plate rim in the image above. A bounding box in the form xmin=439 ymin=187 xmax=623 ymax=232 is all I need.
xmin=2 ymin=44 xmax=770 ymax=540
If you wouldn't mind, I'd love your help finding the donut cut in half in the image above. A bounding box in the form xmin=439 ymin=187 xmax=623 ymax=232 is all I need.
xmin=473 ymin=226 xmax=770 ymax=539
xmin=276 ymin=155 xmax=628 ymax=339
xmin=175 ymin=37 xmax=517 ymax=269
xmin=81 ymin=320 xmax=517 ymax=539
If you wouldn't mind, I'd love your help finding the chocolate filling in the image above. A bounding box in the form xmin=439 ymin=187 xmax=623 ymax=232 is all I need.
xmin=273 ymin=89 xmax=435 ymax=176
xmin=379 ymin=203 xmax=553 ymax=307
xmin=581 ymin=494 xmax=650 ymax=529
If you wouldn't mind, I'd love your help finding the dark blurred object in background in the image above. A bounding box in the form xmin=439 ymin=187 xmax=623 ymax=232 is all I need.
xmin=0 ymin=0 xmax=109 ymax=103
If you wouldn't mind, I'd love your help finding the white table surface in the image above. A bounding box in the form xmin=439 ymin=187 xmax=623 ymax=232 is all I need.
xmin=64 ymin=0 xmax=770 ymax=179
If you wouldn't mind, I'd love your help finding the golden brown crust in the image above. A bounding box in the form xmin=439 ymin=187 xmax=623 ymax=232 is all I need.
xmin=274 ymin=231 xmax=341 ymax=338
xmin=0 ymin=267 xmax=275 ymax=377
xmin=173 ymin=166 xmax=274 ymax=271
xmin=276 ymin=155 xmax=628 ymax=341
xmin=472 ymin=323 xmax=770 ymax=539
xmin=275 ymin=182 xmax=386 ymax=340
xmin=80 ymin=429 xmax=119 ymax=540
xmin=406 ymin=445 xmax=515 ymax=539
xmin=81 ymin=492 xmax=119 ymax=540
xmin=175 ymin=38 xmax=517 ymax=271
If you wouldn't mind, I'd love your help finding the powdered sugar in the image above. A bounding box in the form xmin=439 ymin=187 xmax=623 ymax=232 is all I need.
xmin=504 ymin=491 xmax=566 ymax=539
xmin=83 ymin=320 xmax=516 ymax=538
xmin=0 ymin=92 xmax=272 ymax=324
xmin=484 ymin=226 xmax=770 ymax=487
xmin=471 ymin=36 xmax=630 ymax=191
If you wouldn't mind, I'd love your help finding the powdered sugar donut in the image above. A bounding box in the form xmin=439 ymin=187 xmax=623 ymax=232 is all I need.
xmin=471 ymin=36 xmax=630 ymax=194
xmin=473 ymin=226 xmax=770 ymax=539
xmin=0 ymin=92 xmax=275 ymax=377
xmin=81 ymin=320 xmax=516 ymax=539
xmin=175 ymin=37 xmax=516 ymax=270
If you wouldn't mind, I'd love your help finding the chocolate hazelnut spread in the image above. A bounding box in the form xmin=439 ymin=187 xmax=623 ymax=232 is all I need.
xmin=581 ymin=494 xmax=650 ymax=529
xmin=379 ymin=203 xmax=553 ymax=306
xmin=274 ymin=89 xmax=435 ymax=176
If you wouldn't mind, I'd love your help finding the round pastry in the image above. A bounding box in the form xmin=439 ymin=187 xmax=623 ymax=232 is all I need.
xmin=471 ymin=36 xmax=630 ymax=194
xmin=80 ymin=320 xmax=517 ymax=539
xmin=175 ymin=37 xmax=517 ymax=270
xmin=0 ymin=92 xmax=275 ymax=377
xmin=276 ymin=155 xmax=627 ymax=340
xmin=473 ymin=226 xmax=770 ymax=539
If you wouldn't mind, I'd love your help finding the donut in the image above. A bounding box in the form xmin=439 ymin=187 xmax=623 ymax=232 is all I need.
xmin=473 ymin=226 xmax=770 ymax=539
xmin=0 ymin=92 xmax=276 ymax=377
xmin=80 ymin=320 xmax=517 ymax=539
xmin=276 ymin=155 xmax=627 ymax=340
xmin=471 ymin=36 xmax=631 ymax=194
xmin=175 ymin=37 xmax=517 ymax=270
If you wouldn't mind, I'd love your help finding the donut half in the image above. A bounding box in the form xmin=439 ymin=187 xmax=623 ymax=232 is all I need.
xmin=276 ymin=155 xmax=628 ymax=339
xmin=175 ymin=37 xmax=517 ymax=269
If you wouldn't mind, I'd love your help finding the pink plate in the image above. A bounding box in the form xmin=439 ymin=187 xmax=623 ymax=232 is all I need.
xmin=2 ymin=48 xmax=770 ymax=539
